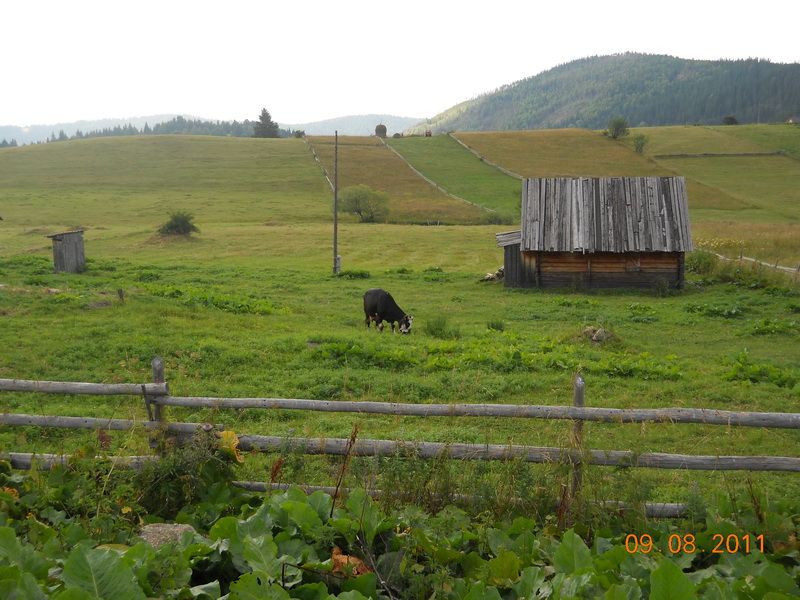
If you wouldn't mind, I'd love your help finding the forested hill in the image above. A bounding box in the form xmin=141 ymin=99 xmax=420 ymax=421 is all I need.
xmin=409 ymin=54 xmax=800 ymax=133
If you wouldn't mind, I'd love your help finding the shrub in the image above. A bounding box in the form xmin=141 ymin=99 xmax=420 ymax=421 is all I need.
xmin=339 ymin=184 xmax=389 ymax=223
xmin=686 ymin=250 xmax=719 ymax=275
xmin=607 ymin=117 xmax=629 ymax=139
xmin=487 ymin=319 xmax=505 ymax=331
xmin=425 ymin=316 xmax=461 ymax=339
xmin=158 ymin=211 xmax=199 ymax=235
xmin=722 ymin=115 xmax=739 ymax=125
xmin=375 ymin=123 xmax=387 ymax=138
xmin=725 ymin=350 xmax=797 ymax=388
xmin=335 ymin=269 xmax=371 ymax=279
xmin=633 ymin=134 xmax=648 ymax=154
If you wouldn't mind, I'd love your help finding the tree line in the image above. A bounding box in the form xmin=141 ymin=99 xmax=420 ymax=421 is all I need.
xmin=423 ymin=54 xmax=800 ymax=132
xmin=5 ymin=108 xmax=298 ymax=146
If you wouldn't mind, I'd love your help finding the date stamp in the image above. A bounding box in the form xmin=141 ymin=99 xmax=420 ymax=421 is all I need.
xmin=624 ymin=533 xmax=765 ymax=554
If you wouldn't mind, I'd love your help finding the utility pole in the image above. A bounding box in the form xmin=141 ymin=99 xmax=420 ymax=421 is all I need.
xmin=333 ymin=130 xmax=340 ymax=274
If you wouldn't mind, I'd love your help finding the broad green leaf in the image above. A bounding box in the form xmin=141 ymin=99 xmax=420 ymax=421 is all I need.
xmin=344 ymin=490 xmax=392 ymax=546
xmin=0 ymin=527 xmax=21 ymax=562
xmin=209 ymin=516 xmax=240 ymax=542
xmin=749 ymin=562 xmax=799 ymax=595
xmin=228 ymin=573 xmax=290 ymax=600
xmin=282 ymin=501 xmax=324 ymax=538
xmin=292 ymin=582 xmax=334 ymax=600
xmin=461 ymin=551 xmax=489 ymax=581
xmin=488 ymin=550 xmax=521 ymax=586
xmin=335 ymin=592 xmax=370 ymax=600
xmin=189 ymin=580 xmax=221 ymax=599
xmin=242 ymin=535 xmax=280 ymax=580
xmin=604 ymin=581 xmax=642 ymax=600
xmin=0 ymin=571 xmax=47 ymax=600
xmin=341 ymin=572 xmax=377 ymax=597
xmin=486 ymin=528 xmax=514 ymax=555
xmin=649 ymin=559 xmax=696 ymax=600
xmin=52 ymin=589 xmax=94 ymax=600
xmin=553 ymin=529 xmax=593 ymax=574
xmin=61 ymin=546 xmax=145 ymax=600
xmin=307 ymin=491 xmax=333 ymax=522
xmin=461 ymin=581 xmax=503 ymax=600
xmin=0 ymin=527 xmax=50 ymax=580
xmin=512 ymin=566 xmax=546 ymax=598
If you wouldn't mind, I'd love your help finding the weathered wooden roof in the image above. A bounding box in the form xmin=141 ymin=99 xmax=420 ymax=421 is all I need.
xmin=495 ymin=230 xmax=521 ymax=247
xmin=517 ymin=177 xmax=692 ymax=253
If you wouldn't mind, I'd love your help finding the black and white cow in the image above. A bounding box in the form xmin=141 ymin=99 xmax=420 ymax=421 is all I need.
xmin=363 ymin=288 xmax=413 ymax=334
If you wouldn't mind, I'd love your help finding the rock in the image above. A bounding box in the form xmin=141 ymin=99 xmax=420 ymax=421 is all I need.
xmin=583 ymin=326 xmax=613 ymax=342
xmin=591 ymin=328 xmax=613 ymax=342
xmin=139 ymin=523 xmax=197 ymax=548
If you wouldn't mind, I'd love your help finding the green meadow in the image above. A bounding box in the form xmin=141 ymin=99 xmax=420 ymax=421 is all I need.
xmin=387 ymin=135 xmax=520 ymax=219
xmin=1 ymin=132 xmax=799 ymax=510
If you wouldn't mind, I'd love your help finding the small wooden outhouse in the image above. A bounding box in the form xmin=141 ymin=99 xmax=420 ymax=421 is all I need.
xmin=47 ymin=230 xmax=86 ymax=273
xmin=497 ymin=177 xmax=692 ymax=289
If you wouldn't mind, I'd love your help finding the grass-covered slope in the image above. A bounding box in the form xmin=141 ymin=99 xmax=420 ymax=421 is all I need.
xmin=455 ymin=126 xmax=800 ymax=264
xmin=307 ymin=136 xmax=486 ymax=224
xmin=0 ymin=135 xmax=331 ymax=230
xmin=387 ymin=135 xmax=521 ymax=220
xmin=408 ymin=54 xmax=800 ymax=133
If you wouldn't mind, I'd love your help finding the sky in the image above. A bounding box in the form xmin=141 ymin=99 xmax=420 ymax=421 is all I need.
xmin=2 ymin=0 xmax=799 ymax=127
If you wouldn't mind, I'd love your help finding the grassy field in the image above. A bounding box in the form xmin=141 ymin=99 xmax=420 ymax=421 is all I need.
xmin=455 ymin=127 xmax=800 ymax=265
xmin=307 ymin=136 xmax=486 ymax=224
xmin=1 ymin=133 xmax=799 ymax=511
xmin=387 ymin=135 xmax=520 ymax=219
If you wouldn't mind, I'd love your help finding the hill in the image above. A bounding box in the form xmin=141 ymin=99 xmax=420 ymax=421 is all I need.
xmin=408 ymin=54 xmax=800 ymax=133
xmin=282 ymin=114 xmax=422 ymax=136
xmin=306 ymin=136 xmax=485 ymax=224
xmin=0 ymin=115 xmax=183 ymax=145
xmin=454 ymin=126 xmax=800 ymax=264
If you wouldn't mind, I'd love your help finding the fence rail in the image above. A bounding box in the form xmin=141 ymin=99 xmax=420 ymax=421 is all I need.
xmin=4 ymin=359 xmax=800 ymax=519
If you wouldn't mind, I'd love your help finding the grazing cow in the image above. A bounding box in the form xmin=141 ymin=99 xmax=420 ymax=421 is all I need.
xmin=363 ymin=288 xmax=413 ymax=334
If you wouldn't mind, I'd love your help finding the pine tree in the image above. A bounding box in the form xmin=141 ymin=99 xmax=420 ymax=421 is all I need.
xmin=253 ymin=108 xmax=279 ymax=138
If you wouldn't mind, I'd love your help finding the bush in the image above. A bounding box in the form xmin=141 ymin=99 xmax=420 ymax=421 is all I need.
xmin=487 ymin=319 xmax=505 ymax=331
xmin=158 ymin=211 xmax=199 ymax=235
xmin=339 ymin=184 xmax=389 ymax=223
xmin=722 ymin=115 xmax=739 ymax=125
xmin=375 ymin=123 xmax=387 ymax=138
xmin=607 ymin=117 xmax=629 ymax=140
xmin=335 ymin=269 xmax=371 ymax=279
xmin=686 ymin=250 xmax=719 ymax=275
xmin=633 ymin=134 xmax=648 ymax=154
xmin=425 ymin=316 xmax=461 ymax=339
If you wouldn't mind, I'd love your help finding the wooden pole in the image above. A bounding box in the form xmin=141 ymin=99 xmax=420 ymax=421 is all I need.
xmin=0 ymin=379 xmax=167 ymax=396
xmin=333 ymin=130 xmax=340 ymax=274
xmin=570 ymin=375 xmax=585 ymax=500
xmin=152 ymin=396 xmax=800 ymax=429
xmin=3 ymin=413 xmax=800 ymax=472
xmin=151 ymin=358 xmax=166 ymax=423
xmin=150 ymin=357 xmax=167 ymax=454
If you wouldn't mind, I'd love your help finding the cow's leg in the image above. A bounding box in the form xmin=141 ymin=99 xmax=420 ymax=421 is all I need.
xmin=377 ymin=319 xmax=384 ymax=332
xmin=365 ymin=314 xmax=371 ymax=328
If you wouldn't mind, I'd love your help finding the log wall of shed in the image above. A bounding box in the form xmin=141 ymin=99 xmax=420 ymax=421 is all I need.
xmin=504 ymin=248 xmax=683 ymax=289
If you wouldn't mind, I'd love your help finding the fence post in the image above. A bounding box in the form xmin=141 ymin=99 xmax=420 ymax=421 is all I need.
xmin=149 ymin=357 xmax=167 ymax=454
xmin=559 ymin=374 xmax=585 ymax=528
xmin=570 ymin=375 xmax=585 ymax=501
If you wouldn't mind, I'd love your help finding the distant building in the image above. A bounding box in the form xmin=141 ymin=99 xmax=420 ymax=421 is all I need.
xmin=496 ymin=177 xmax=692 ymax=289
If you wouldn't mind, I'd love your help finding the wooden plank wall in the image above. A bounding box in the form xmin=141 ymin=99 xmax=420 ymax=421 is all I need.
xmin=535 ymin=252 xmax=682 ymax=289
xmin=521 ymin=177 xmax=692 ymax=253
xmin=51 ymin=232 xmax=85 ymax=274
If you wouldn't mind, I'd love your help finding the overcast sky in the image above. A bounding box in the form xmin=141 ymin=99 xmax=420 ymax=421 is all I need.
xmin=3 ymin=0 xmax=798 ymax=126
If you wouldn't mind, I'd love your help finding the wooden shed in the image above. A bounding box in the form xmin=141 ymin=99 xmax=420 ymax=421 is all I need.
xmin=47 ymin=230 xmax=86 ymax=273
xmin=497 ymin=177 xmax=692 ymax=289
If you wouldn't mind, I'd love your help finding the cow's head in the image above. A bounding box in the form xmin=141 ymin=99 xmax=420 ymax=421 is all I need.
xmin=399 ymin=315 xmax=413 ymax=334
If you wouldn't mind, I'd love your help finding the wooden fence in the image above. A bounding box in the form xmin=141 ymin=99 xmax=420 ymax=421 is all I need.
xmin=3 ymin=358 xmax=800 ymax=518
